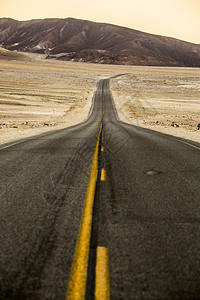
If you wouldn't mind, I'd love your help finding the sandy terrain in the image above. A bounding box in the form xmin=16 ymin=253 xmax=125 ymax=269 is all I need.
xmin=110 ymin=67 xmax=200 ymax=143
xmin=0 ymin=53 xmax=199 ymax=145
xmin=0 ymin=53 xmax=119 ymax=145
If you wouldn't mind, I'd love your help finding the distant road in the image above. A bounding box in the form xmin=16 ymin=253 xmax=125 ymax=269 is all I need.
xmin=0 ymin=77 xmax=200 ymax=299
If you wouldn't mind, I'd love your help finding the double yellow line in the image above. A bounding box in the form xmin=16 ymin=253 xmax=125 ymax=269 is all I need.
xmin=66 ymin=81 xmax=110 ymax=300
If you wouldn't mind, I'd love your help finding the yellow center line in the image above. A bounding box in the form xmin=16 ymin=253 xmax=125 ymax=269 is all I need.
xmin=101 ymin=146 xmax=104 ymax=152
xmin=101 ymin=169 xmax=107 ymax=181
xmin=66 ymin=122 xmax=102 ymax=300
xmin=95 ymin=247 xmax=111 ymax=300
xmin=102 ymin=81 xmax=104 ymax=114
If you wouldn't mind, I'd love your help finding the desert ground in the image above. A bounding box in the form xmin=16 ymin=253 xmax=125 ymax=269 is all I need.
xmin=110 ymin=67 xmax=200 ymax=143
xmin=0 ymin=52 xmax=116 ymax=145
xmin=0 ymin=51 xmax=199 ymax=144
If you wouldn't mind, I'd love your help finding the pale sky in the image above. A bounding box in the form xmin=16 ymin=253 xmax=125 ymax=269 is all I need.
xmin=0 ymin=0 xmax=200 ymax=44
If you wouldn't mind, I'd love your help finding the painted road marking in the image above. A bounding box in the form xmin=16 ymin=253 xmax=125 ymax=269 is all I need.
xmin=102 ymin=81 xmax=104 ymax=114
xmin=95 ymin=247 xmax=110 ymax=300
xmin=173 ymin=138 xmax=200 ymax=151
xmin=0 ymin=139 xmax=27 ymax=150
xmin=101 ymin=169 xmax=107 ymax=181
xmin=66 ymin=123 xmax=102 ymax=300
xmin=101 ymin=146 xmax=104 ymax=151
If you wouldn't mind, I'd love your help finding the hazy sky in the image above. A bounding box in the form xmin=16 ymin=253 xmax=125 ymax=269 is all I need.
xmin=1 ymin=0 xmax=200 ymax=44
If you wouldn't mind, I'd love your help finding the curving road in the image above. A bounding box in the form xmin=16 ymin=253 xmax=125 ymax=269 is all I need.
xmin=0 ymin=77 xmax=200 ymax=299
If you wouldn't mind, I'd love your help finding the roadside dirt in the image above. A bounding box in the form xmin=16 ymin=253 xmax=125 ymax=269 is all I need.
xmin=0 ymin=54 xmax=199 ymax=145
xmin=0 ymin=54 xmax=116 ymax=145
xmin=110 ymin=67 xmax=200 ymax=143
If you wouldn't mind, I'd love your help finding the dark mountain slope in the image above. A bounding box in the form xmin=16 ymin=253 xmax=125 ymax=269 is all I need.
xmin=0 ymin=17 xmax=200 ymax=66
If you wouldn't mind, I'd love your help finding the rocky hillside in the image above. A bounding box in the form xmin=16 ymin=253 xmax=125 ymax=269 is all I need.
xmin=0 ymin=17 xmax=200 ymax=67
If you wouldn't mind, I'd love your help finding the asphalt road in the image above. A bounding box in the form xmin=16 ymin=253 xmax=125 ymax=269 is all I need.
xmin=0 ymin=77 xmax=200 ymax=299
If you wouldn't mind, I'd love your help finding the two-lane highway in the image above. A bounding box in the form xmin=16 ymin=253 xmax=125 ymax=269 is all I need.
xmin=0 ymin=80 xmax=103 ymax=299
xmin=0 ymin=77 xmax=200 ymax=299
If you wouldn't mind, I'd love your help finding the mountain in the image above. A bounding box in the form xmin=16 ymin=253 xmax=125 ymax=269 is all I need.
xmin=0 ymin=17 xmax=200 ymax=67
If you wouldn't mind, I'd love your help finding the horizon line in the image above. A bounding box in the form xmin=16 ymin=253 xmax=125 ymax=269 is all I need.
xmin=0 ymin=16 xmax=199 ymax=45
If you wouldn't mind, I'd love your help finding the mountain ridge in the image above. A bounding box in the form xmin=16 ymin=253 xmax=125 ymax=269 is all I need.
xmin=0 ymin=17 xmax=200 ymax=67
